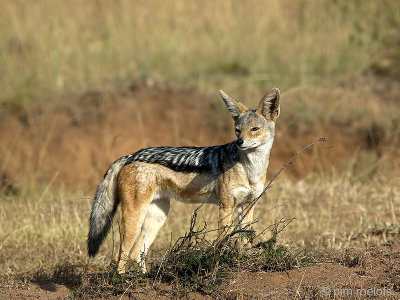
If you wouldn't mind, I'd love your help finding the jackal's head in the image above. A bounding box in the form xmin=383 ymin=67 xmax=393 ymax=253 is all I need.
xmin=219 ymin=88 xmax=280 ymax=150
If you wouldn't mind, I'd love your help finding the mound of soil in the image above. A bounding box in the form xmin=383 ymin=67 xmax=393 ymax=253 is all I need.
xmin=0 ymin=82 xmax=389 ymax=191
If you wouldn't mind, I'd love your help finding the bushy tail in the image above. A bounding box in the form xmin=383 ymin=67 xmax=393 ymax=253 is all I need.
xmin=88 ymin=156 xmax=128 ymax=257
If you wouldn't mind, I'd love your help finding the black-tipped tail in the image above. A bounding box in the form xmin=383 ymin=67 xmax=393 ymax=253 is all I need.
xmin=87 ymin=156 xmax=127 ymax=257
xmin=88 ymin=216 xmax=113 ymax=257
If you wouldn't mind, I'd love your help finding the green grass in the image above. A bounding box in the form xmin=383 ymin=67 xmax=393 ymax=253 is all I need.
xmin=1 ymin=0 xmax=399 ymax=107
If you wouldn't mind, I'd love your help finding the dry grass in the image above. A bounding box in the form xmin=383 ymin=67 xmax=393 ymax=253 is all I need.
xmin=1 ymin=156 xmax=398 ymax=279
xmin=1 ymin=0 xmax=398 ymax=106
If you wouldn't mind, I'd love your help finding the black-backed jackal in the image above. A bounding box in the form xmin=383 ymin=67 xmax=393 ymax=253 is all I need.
xmin=88 ymin=88 xmax=281 ymax=273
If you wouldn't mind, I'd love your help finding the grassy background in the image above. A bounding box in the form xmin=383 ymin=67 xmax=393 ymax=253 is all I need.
xmin=1 ymin=0 xmax=398 ymax=106
xmin=1 ymin=0 xmax=400 ymax=291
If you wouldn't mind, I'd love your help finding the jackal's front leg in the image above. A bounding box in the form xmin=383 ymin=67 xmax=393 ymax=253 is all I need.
xmin=217 ymin=203 xmax=235 ymax=243
xmin=237 ymin=203 xmax=255 ymax=249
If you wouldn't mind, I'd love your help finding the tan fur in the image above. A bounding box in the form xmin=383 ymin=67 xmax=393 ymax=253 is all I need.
xmin=100 ymin=89 xmax=281 ymax=273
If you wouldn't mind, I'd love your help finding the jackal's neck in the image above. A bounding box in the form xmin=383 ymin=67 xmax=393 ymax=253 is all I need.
xmin=239 ymin=138 xmax=274 ymax=184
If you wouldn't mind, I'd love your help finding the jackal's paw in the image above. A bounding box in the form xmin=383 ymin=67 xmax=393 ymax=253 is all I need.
xmin=117 ymin=261 xmax=127 ymax=275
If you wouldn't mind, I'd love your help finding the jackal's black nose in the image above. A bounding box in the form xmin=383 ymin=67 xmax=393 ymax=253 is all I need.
xmin=236 ymin=138 xmax=244 ymax=146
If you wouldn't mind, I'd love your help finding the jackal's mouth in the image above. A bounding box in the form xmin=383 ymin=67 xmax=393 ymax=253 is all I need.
xmin=236 ymin=143 xmax=259 ymax=150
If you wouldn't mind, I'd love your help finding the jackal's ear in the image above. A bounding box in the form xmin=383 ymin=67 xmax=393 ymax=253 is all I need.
xmin=219 ymin=90 xmax=248 ymax=120
xmin=257 ymin=88 xmax=280 ymax=121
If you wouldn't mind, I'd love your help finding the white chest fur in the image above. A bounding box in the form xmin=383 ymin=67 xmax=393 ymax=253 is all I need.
xmin=231 ymin=140 xmax=273 ymax=204
xmin=241 ymin=140 xmax=272 ymax=183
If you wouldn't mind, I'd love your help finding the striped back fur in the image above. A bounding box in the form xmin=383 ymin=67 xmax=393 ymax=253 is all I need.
xmin=124 ymin=141 xmax=240 ymax=177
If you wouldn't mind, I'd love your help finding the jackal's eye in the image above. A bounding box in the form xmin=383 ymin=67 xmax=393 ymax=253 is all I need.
xmin=235 ymin=128 xmax=241 ymax=134
xmin=251 ymin=127 xmax=260 ymax=131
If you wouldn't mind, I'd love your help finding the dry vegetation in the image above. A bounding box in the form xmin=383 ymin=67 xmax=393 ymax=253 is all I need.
xmin=1 ymin=0 xmax=398 ymax=105
xmin=1 ymin=0 xmax=400 ymax=299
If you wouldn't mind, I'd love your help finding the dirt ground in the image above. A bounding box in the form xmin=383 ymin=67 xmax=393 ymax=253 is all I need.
xmin=222 ymin=241 xmax=400 ymax=299
xmin=1 ymin=240 xmax=399 ymax=299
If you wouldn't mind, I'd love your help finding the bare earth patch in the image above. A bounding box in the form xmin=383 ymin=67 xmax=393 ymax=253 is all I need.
xmin=0 ymin=241 xmax=399 ymax=299
xmin=223 ymin=241 xmax=400 ymax=299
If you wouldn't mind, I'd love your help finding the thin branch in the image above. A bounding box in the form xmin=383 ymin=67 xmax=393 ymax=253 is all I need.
xmin=233 ymin=137 xmax=329 ymax=233
xmin=259 ymin=137 xmax=329 ymax=203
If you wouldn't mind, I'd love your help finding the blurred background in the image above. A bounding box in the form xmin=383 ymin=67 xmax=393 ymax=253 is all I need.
xmin=0 ymin=0 xmax=399 ymax=276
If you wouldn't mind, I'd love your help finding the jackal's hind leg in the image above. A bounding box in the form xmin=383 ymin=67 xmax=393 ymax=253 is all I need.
xmin=117 ymin=187 xmax=154 ymax=274
xmin=129 ymin=198 xmax=170 ymax=272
